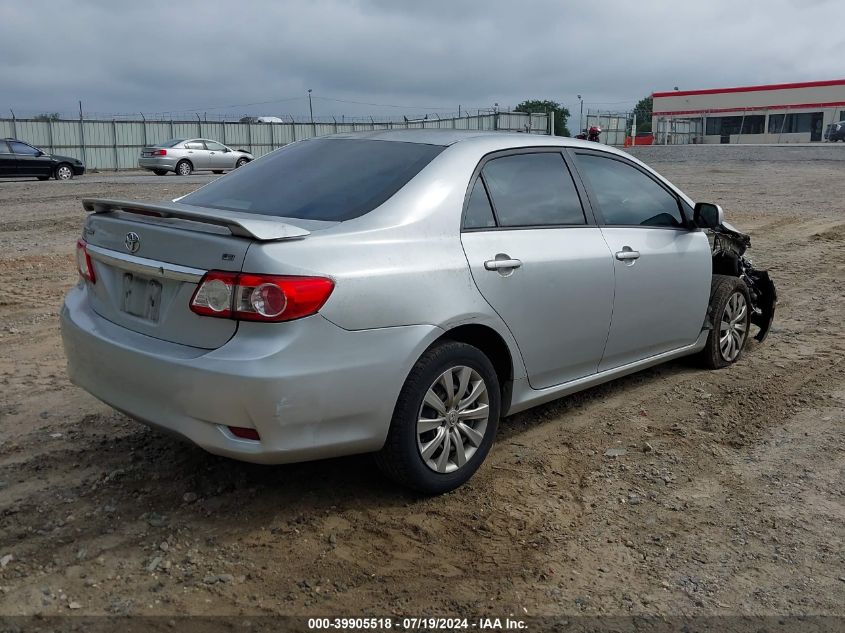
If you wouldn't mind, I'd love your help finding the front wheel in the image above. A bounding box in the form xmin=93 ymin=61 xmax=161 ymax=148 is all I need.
xmin=375 ymin=341 xmax=500 ymax=494
xmin=235 ymin=157 xmax=248 ymax=168
xmin=55 ymin=164 xmax=74 ymax=180
xmin=698 ymin=275 xmax=751 ymax=369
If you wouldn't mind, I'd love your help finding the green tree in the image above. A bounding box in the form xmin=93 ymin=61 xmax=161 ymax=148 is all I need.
xmin=515 ymin=99 xmax=571 ymax=136
xmin=629 ymin=96 xmax=653 ymax=134
xmin=33 ymin=112 xmax=61 ymax=121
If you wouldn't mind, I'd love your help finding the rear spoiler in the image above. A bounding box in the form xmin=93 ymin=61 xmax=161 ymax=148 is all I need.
xmin=82 ymin=198 xmax=310 ymax=241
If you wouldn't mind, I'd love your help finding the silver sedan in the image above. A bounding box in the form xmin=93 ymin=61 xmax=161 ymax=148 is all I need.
xmin=63 ymin=130 xmax=776 ymax=494
xmin=138 ymin=138 xmax=253 ymax=176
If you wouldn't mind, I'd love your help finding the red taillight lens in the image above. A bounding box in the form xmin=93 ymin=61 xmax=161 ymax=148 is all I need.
xmin=75 ymin=239 xmax=96 ymax=283
xmin=154 ymin=149 xmax=167 ymax=156
xmin=228 ymin=426 xmax=260 ymax=441
xmin=190 ymin=272 xmax=334 ymax=322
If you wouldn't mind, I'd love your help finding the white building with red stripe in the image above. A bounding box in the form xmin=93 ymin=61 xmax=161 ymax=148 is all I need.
xmin=651 ymin=79 xmax=845 ymax=143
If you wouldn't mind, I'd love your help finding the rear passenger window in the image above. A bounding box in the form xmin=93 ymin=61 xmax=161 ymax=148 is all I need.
xmin=464 ymin=179 xmax=497 ymax=229
xmin=185 ymin=141 xmax=205 ymax=150
xmin=575 ymin=154 xmax=684 ymax=228
xmin=481 ymin=153 xmax=585 ymax=227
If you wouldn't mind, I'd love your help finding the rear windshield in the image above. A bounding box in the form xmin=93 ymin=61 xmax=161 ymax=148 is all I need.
xmin=180 ymin=138 xmax=445 ymax=221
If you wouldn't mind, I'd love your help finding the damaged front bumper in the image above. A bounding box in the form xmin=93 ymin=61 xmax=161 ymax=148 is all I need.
xmin=709 ymin=221 xmax=777 ymax=343
xmin=743 ymin=262 xmax=777 ymax=342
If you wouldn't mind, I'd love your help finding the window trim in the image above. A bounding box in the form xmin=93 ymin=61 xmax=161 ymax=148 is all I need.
xmin=460 ymin=147 xmax=598 ymax=232
xmin=0 ymin=140 xmax=11 ymax=154
xmin=567 ymin=148 xmax=694 ymax=231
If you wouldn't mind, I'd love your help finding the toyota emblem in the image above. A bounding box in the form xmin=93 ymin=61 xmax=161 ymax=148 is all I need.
xmin=124 ymin=232 xmax=141 ymax=253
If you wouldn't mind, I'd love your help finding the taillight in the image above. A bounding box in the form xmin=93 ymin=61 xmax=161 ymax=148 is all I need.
xmin=154 ymin=149 xmax=167 ymax=156
xmin=228 ymin=426 xmax=260 ymax=441
xmin=190 ymin=272 xmax=334 ymax=322
xmin=75 ymin=239 xmax=96 ymax=283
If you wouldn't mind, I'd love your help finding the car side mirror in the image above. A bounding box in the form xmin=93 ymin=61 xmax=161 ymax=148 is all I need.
xmin=693 ymin=202 xmax=724 ymax=229
xmin=224 ymin=148 xmax=231 ymax=153
xmin=36 ymin=150 xmax=45 ymax=157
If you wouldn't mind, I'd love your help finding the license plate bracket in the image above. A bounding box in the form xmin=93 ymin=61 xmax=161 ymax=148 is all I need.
xmin=121 ymin=272 xmax=162 ymax=321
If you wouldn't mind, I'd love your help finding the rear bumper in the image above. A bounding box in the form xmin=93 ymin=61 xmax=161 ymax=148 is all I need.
xmin=60 ymin=283 xmax=441 ymax=464
xmin=138 ymin=157 xmax=177 ymax=171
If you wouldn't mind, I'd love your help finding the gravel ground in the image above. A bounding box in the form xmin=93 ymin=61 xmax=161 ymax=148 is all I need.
xmin=0 ymin=149 xmax=843 ymax=621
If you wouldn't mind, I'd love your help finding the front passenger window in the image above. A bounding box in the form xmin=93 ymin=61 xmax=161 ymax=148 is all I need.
xmin=575 ymin=154 xmax=684 ymax=227
xmin=9 ymin=141 xmax=40 ymax=156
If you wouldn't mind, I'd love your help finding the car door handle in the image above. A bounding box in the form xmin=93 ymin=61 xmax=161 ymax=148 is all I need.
xmin=615 ymin=249 xmax=640 ymax=261
xmin=484 ymin=258 xmax=522 ymax=270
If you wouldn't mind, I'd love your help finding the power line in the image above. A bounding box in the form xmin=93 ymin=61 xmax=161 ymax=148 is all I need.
xmin=312 ymin=96 xmax=489 ymax=111
xmin=145 ymin=95 xmax=307 ymax=115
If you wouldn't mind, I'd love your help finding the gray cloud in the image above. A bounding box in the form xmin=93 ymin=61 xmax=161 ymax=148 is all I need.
xmin=1 ymin=0 xmax=843 ymax=120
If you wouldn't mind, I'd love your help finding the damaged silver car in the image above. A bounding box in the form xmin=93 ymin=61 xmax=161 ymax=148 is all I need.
xmin=62 ymin=131 xmax=777 ymax=494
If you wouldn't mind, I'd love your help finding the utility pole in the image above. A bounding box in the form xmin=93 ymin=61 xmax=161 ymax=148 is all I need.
xmin=577 ymin=95 xmax=584 ymax=133
xmin=308 ymin=89 xmax=315 ymax=137
xmin=78 ymin=101 xmax=87 ymax=168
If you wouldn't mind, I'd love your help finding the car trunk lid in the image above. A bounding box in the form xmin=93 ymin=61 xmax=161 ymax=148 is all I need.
xmin=80 ymin=198 xmax=318 ymax=349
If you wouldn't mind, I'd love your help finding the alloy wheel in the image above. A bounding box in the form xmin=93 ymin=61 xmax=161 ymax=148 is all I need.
xmin=56 ymin=165 xmax=72 ymax=180
xmin=416 ymin=365 xmax=489 ymax=473
xmin=719 ymin=291 xmax=748 ymax=362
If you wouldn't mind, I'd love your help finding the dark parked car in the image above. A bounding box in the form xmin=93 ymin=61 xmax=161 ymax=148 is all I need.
xmin=0 ymin=138 xmax=85 ymax=180
xmin=824 ymin=121 xmax=845 ymax=142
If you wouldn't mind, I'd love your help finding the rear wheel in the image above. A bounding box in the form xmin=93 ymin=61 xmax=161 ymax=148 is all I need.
xmin=37 ymin=176 xmax=49 ymax=181
xmin=175 ymin=160 xmax=192 ymax=176
xmin=152 ymin=169 xmax=168 ymax=176
xmin=698 ymin=275 xmax=751 ymax=369
xmin=375 ymin=341 xmax=500 ymax=494
xmin=55 ymin=164 xmax=73 ymax=180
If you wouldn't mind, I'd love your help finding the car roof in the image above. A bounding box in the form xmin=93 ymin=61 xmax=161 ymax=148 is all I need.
xmin=318 ymin=129 xmax=626 ymax=154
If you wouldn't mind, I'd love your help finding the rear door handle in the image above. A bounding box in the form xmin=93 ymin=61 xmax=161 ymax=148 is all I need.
xmin=484 ymin=258 xmax=522 ymax=271
xmin=615 ymin=248 xmax=640 ymax=261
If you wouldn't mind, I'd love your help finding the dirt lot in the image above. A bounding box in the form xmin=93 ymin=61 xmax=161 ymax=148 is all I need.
xmin=0 ymin=155 xmax=843 ymax=622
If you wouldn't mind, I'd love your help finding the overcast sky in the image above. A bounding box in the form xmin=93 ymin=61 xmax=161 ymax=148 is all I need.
xmin=2 ymin=0 xmax=843 ymax=121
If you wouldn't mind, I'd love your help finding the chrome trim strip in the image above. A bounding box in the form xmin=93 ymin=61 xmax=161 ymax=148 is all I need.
xmin=85 ymin=244 xmax=206 ymax=283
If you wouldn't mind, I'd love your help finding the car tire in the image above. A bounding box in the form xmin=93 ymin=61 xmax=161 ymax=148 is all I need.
xmin=697 ymin=275 xmax=751 ymax=369
xmin=375 ymin=340 xmax=500 ymax=495
xmin=235 ymin=158 xmax=249 ymax=168
xmin=175 ymin=160 xmax=192 ymax=176
xmin=152 ymin=169 xmax=168 ymax=176
xmin=54 ymin=164 xmax=74 ymax=180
